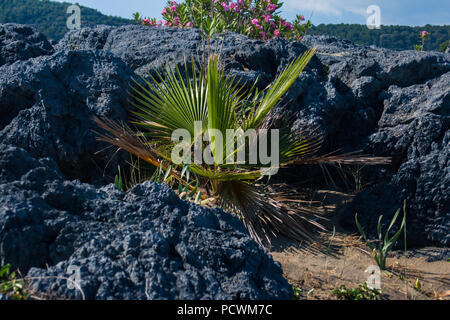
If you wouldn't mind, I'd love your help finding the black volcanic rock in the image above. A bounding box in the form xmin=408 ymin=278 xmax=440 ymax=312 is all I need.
xmin=0 ymin=24 xmax=449 ymax=301
xmin=0 ymin=23 xmax=54 ymax=67
xmin=341 ymin=72 xmax=450 ymax=247
xmin=56 ymin=25 xmax=322 ymax=82
xmin=0 ymin=49 xmax=133 ymax=184
xmin=0 ymin=144 xmax=291 ymax=300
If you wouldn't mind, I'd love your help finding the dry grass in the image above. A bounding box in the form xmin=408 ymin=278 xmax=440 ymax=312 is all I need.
xmin=270 ymin=189 xmax=450 ymax=300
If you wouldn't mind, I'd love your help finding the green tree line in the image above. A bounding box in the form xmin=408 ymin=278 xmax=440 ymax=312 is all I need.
xmin=309 ymin=24 xmax=449 ymax=51
xmin=0 ymin=0 xmax=131 ymax=40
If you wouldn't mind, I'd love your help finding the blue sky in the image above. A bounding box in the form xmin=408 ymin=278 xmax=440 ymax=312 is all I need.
xmin=55 ymin=0 xmax=449 ymax=26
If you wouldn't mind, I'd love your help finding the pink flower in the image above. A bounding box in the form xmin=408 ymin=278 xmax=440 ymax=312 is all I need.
xmin=161 ymin=8 xmax=167 ymax=15
xmin=222 ymin=2 xmax=230 ymax=11
xmin=251 ymin=18 xmax=263 ymax=30
xmin=285 ymin=22 xmax=293 ymax=31
xmin=299 ymin=15 xmax=305 ymax=21
xmin=264 ymin=14 xmax=272 ymax=23
xmin=229 ymin=3 xmax=240 ymax=12
xmin=267 ymin=3 xmax=277 ymax=12
xmin=261 ymin=31 xmax=266 ymax=40
xmin=274 ymin=29 xmax=280 ymax=37
xmin=170 ymin=5 xmax=177 ymax=12
xmin=421 ymin=30 xmax=429 ymax=38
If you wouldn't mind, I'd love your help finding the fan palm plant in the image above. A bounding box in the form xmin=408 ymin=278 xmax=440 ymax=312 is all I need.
xmin=94 ymin=49 xmax=390 ymax=246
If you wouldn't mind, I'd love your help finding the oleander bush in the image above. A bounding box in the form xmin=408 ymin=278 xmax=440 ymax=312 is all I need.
xmin=134 ymin=0 xmax=312 ymax=41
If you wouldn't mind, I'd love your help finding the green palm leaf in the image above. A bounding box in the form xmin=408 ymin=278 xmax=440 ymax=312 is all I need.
xmin=246 ymin=48 xmax=316 ymax=129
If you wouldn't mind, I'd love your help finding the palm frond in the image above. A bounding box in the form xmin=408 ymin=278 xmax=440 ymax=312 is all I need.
xmin=291 ymin=151 xmax=391 ymax=166
xmin=130 ymin=58 xmax=208 ymax=137
xmin=278 ymin=128 xmax=325 ymax=164
xmin=93 ymin=116 xmax=163 ymax=168
xmin=92 ymin=116 xmax=201 ymax=194
xmin=215 ymin=180 xmax=325 ymax=246
xmin=246 ymin=48 xmax=316 ymax=129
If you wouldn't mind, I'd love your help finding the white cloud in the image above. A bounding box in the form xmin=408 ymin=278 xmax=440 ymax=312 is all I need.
xmin=284 ymin=0 xmax=370 ymax=17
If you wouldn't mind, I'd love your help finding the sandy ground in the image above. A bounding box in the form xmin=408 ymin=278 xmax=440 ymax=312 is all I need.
xmin=269 ymin=190 xmax=450 ymax=300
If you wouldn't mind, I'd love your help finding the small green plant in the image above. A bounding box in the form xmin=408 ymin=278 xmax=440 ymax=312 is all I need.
xmin=414 ymin=278 xmax=422 ymax=291
xmin=440 ymin=40 xmax=449 ymax=53
xmin=332 ymin=283 xmax=381 ymax=300
xmin=133 ymin=12 xmax=143 ymax=24
xmin=114 ymin=165 xmax=125 ymax=191
xmin=355 ymin=201 xmax=406 ymax=270
xmin=0 ymin=264 xmax=28 ymax=300
xmin=292 ymin=285 xmax=302 ymax=300
xmin=352 ymin=165 xmax=366 ymax=192
xmin=399 ymin=273 xmax=407 ymax=281
xmin=415 ymin=30 xmax=429 ymax=51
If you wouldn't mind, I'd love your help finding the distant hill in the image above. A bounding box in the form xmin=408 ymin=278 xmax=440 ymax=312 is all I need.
xmin=0 ymin=0 xmax=132 ymax=41
xmin=309 ymin=24 xmax=449 ymax=52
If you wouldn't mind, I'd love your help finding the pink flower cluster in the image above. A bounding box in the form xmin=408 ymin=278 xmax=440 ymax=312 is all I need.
xmin=279 ymin=18 xmax=293 ymax=31
xmin=251 ymin=18 xmax=263 ymax=30
xmin=169 ymin=1 xmax=178 ymax=11
xmin=142 ymin=18 xmax=163 ymax=27
xmin=266 ymin=3 xmax=277 ymax=12
xmin=222 ymin=2 xmax=241 ymax=12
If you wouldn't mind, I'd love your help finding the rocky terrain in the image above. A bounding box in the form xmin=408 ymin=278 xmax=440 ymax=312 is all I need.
xmin=0 ymin=23 xmax=448 ymax=299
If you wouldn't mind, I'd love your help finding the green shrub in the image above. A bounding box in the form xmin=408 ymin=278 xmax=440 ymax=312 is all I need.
xmin=332 ymin=283 xmax=381 ymax=300
xmin=414 ymin=30 xmax=429 ymax=51
xmin=136 ymin=0 xmax=311 ymax=41
xmin=0 ymin=264 xmax=28 ymax=300
xmin=440 ymin=40 xmax=449 ymax=52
